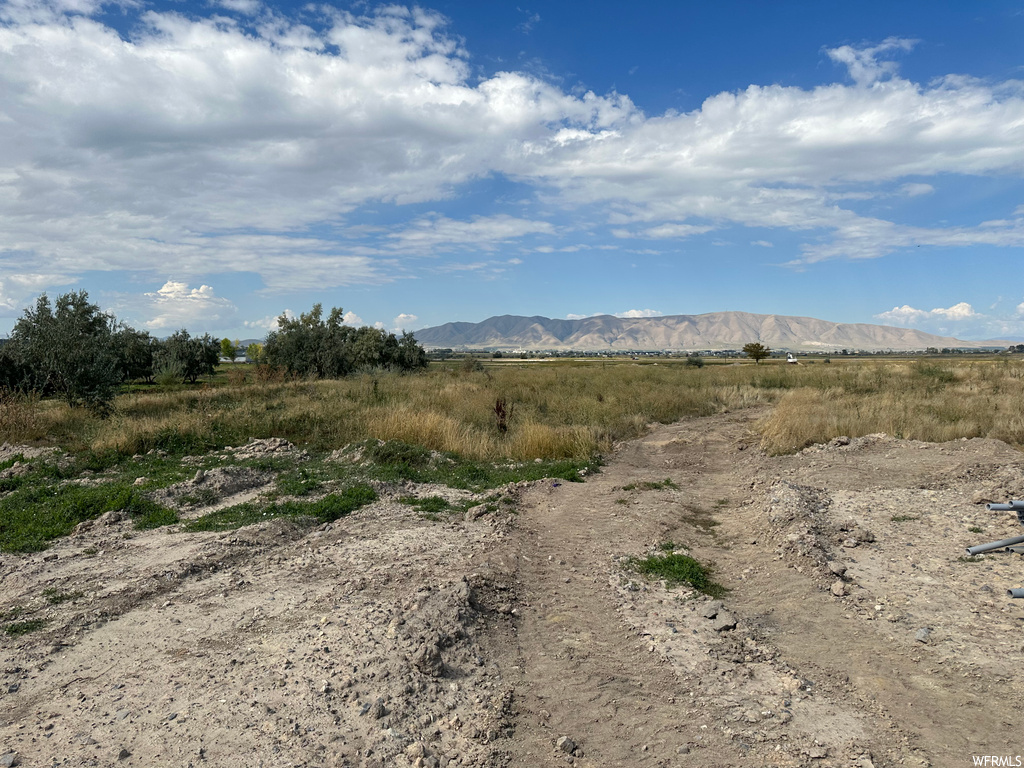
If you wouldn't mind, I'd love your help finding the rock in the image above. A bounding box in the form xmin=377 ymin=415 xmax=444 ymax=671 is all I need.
xmin=711 ymin=612 xmax=738 ymax=632
xmin=464 ymin=505 xmax=487 ymax=522
xmin=827 ymin=561 xmax=847 ymax=577
xmin=98 ymin=508 xmax=127 ymax=526
xmin=0 ymin=753 xmax=18 ymax=768
xmin=193 ymin=469 xmax=206 ymax=483
xmin=413 ymin=643 xmax=445 ymax=678
xmin=915 ymin=627 xmax=932 ymax=644
xmin=117 ymin=748 xmax=131 ymax=760
xmin=830 ymin=581 xmax=847 ymax=597
xmin=702 ymin=601 xmax=723 ymax=619
xmin=132 ymin=476 xmax=147 ymax=487
xmin=854 ymin=527 xmax=875 ymax=544
xmin=556 ymin=736 xmax=577 ymax=754
xmin=842 ymin=538 xmax=859 ymax=549
xmin=368 ymin=699 xmax=388 ymax=719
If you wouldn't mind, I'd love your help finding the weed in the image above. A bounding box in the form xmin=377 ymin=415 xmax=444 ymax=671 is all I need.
xmin=626 ymin=552 xmax=725 ymax=597
xmin=0 ymin=606 xmax=25 ymax=622
xmin=622 ymin=478 xmax=678 ymax=492
xmin=957 ymin=555 xmax=984 ymax=563
xmin=178 ymin=487 xmax=219 ymax=507
xmin=275 ymin=467 xmax=323 ymax=497
xmin=4 ymin=618 xmax=47 ymax=636
xmin=82 ymin=547 xmax=98 ymax=556
xmin=968 ymin=526 xmax=984 ymax=533
xmin=891 ymin=514 xmax=920 ymax=523
xmin=185 ymin=484 xmax=377 ymax=532
xmin=42 ymin=588 xmax=84 ymax=605
xmin=134 ymin=506 xmax=180 ymax=530
xmin=0 ymin=478 xmax=176 ymax=553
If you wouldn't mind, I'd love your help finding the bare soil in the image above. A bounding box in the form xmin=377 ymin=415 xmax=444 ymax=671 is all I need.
xmin=3 ymin=409 xmax=1024 ymax=767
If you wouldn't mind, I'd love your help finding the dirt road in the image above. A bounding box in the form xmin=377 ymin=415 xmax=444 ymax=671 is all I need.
xmin=3 ymin=410 xmax=1024 ymax=767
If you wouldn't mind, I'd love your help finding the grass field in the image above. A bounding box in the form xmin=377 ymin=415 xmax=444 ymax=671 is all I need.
xmin=4 ymin=357 xmax=1024 ymax=460
xmin=5 ymin=356 xmax=1024 ymax=554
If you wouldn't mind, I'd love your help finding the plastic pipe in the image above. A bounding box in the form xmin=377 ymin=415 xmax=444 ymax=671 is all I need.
xmin=965 ymin=535 xmax=1024 ymax=556
xmin=1008 ymin=588 xmax=1024 ymax=599
xmin=985 ymin=501 xmax=1024 ymax=511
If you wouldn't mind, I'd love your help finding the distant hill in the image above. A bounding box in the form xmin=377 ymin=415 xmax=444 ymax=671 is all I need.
xmin=412 ymin=312 xmax=1008 ymax=352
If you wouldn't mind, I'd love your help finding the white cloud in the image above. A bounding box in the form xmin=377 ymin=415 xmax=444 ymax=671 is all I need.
xmin=138 ymin=281 xmax=236 ymax=331
xmin=244 ymin=309 xmax=294 ymax=331
xmin=617 ymin=309 xmax=663 ymax=318
xmin=873 ymin=302 xmax=1021 ymax=340
xmin=393 ymin=313 xmax=418 ymax=331
xmin=342 ymin=311 xmax=363 ymax=326
xmin=389 ymin=215 xmax=556 ymax=252
xmin=825 ymin=37 xmax=917 ymax=87
xmin=0 ymin=273 xmax=76 ymax=315
xmin=0 ymin=4 xmax=1020 ymax=289
xmin=0 ymin=4 xmax=629 ymax=287
xmin=901 ymin=183 xmax=934 ymax=197
xmin=751 ymin=240 xmax=773 ymax=248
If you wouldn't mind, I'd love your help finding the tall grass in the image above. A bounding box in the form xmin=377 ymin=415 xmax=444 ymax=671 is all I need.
xmin=5 ymin=358 xmax=1024 ymax=459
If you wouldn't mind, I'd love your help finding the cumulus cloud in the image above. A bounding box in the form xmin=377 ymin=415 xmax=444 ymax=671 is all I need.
xmin=342 ymin=311 xmax=363 ymax=326
xmin=0 ymin=3 xmax=1021 ymax=292
xmin=873 ymin=302 xmax=1023 ymax=340
xmin=393 ymin=313 xmax=418 ymax=331
xmin=139 ymin=281 xmax=237 ymax=331
xmin=617 ymin=309 xmax=663 ymax=318
xmin=244 ymin=309 xmax=295 ymax=331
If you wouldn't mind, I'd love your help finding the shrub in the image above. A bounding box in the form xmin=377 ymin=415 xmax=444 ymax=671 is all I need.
xmin=263 ymin=304 xmax=427 ymax=378
xmin=2 ymin=292 xmax=121 ymax=411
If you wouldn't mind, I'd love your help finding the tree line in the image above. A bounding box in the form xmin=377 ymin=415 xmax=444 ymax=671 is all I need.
xmin=0 ymin=292 xmax=427 ymax=411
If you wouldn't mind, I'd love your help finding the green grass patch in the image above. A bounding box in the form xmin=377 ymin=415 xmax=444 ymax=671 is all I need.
xmin=0 ymin=479 xmax=177 ymax=553
xmin=957 ymin=555 xmax=984 ymax=563
xmin=968 ymin=525 xmax=984 ymax=533
xmin=891 ymin=514 xmax=920 ymax=523
xmin=4 ymin=618 xmax=47 ymax=636
xmin=184 ymin=484 xmax=378 ymax=532
xmin=626 ymin=551 xmax=725 ymax=597
xmin=42 ymin=588 xmax=84 ymax=605
xmin=349 ymin=439 xmax=598 ymax=491
xmin=274 ymin=466 xmax=324 ymax=497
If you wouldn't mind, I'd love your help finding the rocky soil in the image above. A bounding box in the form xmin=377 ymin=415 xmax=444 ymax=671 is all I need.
xmin=3 ymin=409 xmax=1024 ymax=767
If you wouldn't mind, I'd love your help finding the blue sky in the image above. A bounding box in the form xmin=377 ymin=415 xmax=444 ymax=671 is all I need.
xmin=1 ymin=0 xmax=1022 ymax=341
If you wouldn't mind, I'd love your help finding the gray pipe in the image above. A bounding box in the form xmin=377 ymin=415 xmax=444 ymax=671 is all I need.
xmin=985 ymin=501 xmax=1024 ymax=511
xmin=965 ymin=535 xmax=1024 ymax=556
xmin=1009 ymin=588 xmax=1024 ymax=599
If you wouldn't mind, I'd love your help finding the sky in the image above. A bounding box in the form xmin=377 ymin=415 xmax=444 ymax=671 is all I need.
xmin=1 ymin=0 xmax=1023 ymax=342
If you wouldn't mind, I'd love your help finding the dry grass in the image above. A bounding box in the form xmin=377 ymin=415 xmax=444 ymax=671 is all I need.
xmin=6 ymin=357 xmax=1024 ymax=460
xmin=756 ymin=359 xmax=1024 ymax=453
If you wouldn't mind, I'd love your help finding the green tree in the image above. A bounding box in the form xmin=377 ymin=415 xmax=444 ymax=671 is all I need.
xmin=155 ymin=330 xmax=220 ymax=384
xmin=245 ymin=342 xmax=263 ymax=362
xmin=220 ymin=337 xmax=237 ymax=360
xmin=742 ymin=342 xmax=771 ymax=364
xmin=262 ymin=304 xmax=428 ymax=378
xmin=112 ymin=327 xmax=156 ymax=383
xmin=3 ymin=292 xmax=120 ymax=410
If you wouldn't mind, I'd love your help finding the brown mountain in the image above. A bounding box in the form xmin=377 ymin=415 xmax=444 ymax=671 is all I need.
xmin=412 ymin=312 xmax=1007 ymax=352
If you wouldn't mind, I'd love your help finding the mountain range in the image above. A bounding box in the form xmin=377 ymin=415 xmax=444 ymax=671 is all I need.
xmin=412 ymin=312 xmax=1007 ymax=352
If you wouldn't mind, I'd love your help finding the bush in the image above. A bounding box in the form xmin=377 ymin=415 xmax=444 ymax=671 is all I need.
xmin=154 ymin=330 xmax=220 ymax=384
xmin=263 ymin=304 xmax=428 ymax=378
xmin=1 ymin=292 xmax=121 ymax=411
